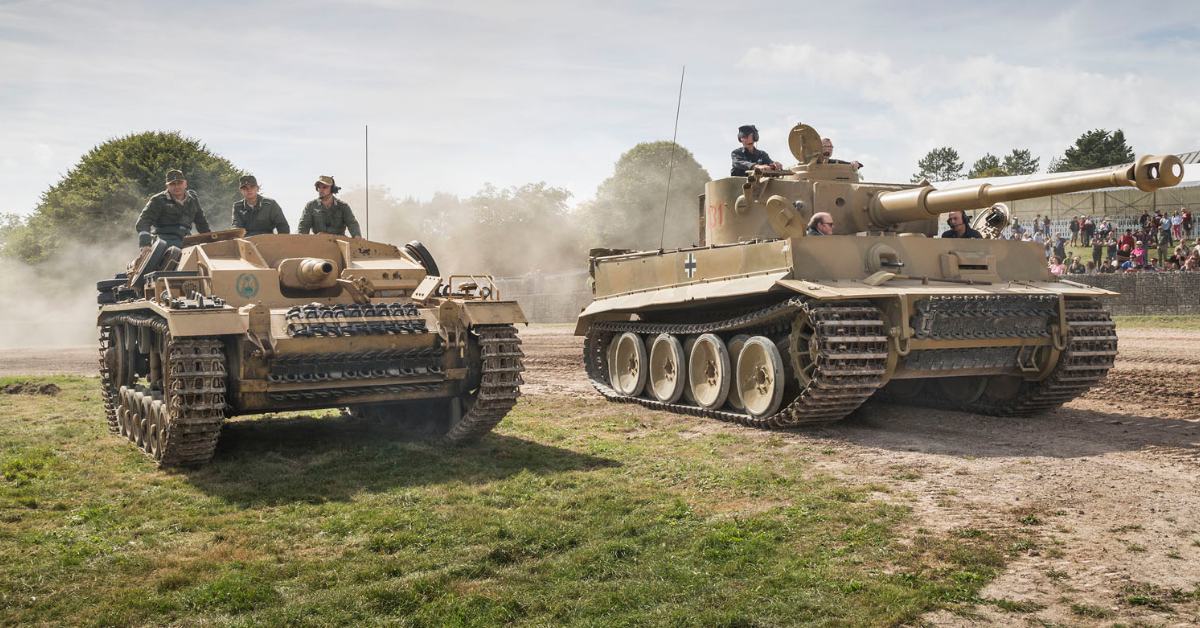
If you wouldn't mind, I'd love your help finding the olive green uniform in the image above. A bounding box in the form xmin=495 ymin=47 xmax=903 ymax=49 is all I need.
xmin=232 ymin=196 xmax=290 ymax=236
xmin=298 ymin=197 xmax=361 ymax=238
xmin=135 ymin=190 xmax=211 ymax=248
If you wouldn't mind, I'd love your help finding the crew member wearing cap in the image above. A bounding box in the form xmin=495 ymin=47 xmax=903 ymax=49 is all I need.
xmin=730 ymin=125 xmax=782 ymax=176
xmin=231 ymin=175 xmax=289 ymax=236
xmin=298 ymin=175 xmax=361 ymax=238
xmin=135 ymin=169 xmax=211 ymax=251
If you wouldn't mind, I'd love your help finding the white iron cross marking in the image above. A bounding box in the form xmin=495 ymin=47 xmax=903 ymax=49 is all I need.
xmin=684 ymin=253 xmax=697 ymax=278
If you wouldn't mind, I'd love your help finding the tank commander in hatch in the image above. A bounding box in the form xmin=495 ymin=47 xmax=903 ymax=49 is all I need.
xmin=136 ymin=169 xmax=211 ymax=252
xmin=941 ymin=211 xmax=982 ymax=239
xmin=232 ymin=175 xmax=290 ymax=236
xmin=807 ymin=212 xmax=834 ymax=236
xmin=815 ymin=138 xmax=862 ymax=172
xmin=299 ymin=175 xmax=362 ymax=238
xmin=730 ymin=125 xmax=782 ymax=176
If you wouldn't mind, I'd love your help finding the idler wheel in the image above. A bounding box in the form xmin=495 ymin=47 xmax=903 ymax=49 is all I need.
xmin=648 ymin=334 xmax=686 ymax=403
xmin=688 ymin=334 xmax=730 ymax=410
xmin=609 ymin=332 xmax=648 ymax=397
xmin=725 ymin=334 xmax=751 ymax=410
xmin=736 ymin=336 xmax=785 ymax=420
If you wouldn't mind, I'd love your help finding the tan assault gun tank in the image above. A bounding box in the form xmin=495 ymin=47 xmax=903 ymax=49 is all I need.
xmin=96 ymin=230 xmax=525 ymax=466
xmin=577 ymin=123 xmax=1183 ymax=427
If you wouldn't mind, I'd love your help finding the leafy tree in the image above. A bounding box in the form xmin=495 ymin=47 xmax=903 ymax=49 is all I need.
xmin=1002 ymin=149 xmax=1040 ymax=175
xmin=586 ymin=141 xmax=711 ymax=250
xmin=911 ymin=147 xmax=964 ymax=183
xmin=1049 ymin=129 xmax=1135 ymax=173
xmin=967 ymin=154 xmax=1006 ymax=179
xmin=1 ymin=131 xmax=242 ymax=263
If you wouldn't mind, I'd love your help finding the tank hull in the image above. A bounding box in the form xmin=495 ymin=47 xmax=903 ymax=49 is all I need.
xmin=97 ymin=232 xmax=526 ymax=466
xmin=577 ymin=235 xmax=1117 ymax=427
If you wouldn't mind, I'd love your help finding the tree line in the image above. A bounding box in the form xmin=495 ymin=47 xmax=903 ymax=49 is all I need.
xmin=0 ymin=133 xmax=710 ymax=275
xmin=911 ymin=129 xmax=1136 ymax=182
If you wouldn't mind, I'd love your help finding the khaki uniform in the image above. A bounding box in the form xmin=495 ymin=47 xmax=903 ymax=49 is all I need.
xmin=135 ymin=190 xmax=211 ymax=247
xmin=298 ymin=197 xmax=361 ymax=238
xmin=232 ymin=196 xmax=290 ymax=236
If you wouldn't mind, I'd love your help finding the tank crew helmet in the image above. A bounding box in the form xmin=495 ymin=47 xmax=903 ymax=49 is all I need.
xmin=314 ymin=175 xmax=340 ymax=194
xmin=165 ymin=169 xmax=185 ymax=183
xmin=737 ymin=125 xmax=760 ymax=142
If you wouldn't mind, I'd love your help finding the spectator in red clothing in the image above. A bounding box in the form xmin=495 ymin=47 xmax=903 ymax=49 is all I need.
xmin=1117 ymin=229 xmax=1136 ymax=252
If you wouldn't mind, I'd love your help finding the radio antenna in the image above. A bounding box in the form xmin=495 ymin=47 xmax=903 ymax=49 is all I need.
xmin=657 ymin=65 xmax=685 ymax=251
xmin=364 ymin=124 xmax=370 ymax=239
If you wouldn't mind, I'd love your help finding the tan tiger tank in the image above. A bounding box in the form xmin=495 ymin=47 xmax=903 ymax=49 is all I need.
xmin=577 ymin=123 xmax=1184 ymax=427
xmin=96 ymin=230 xmax=525 ymax=466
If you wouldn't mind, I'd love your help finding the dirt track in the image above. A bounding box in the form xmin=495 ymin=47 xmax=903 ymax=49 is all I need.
xmin=6 ymin=326 xmax=1198 ymax=625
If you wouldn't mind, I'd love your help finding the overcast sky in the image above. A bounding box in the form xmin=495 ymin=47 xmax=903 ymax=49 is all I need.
xmin=2 ymin=0 xmax=1198 ymax=228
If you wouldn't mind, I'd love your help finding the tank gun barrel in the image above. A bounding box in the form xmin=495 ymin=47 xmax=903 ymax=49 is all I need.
xmin=297 ymin=258 xmax=336 ymax=287
xmin=869 ymin=154 xmax=1184 ymax=227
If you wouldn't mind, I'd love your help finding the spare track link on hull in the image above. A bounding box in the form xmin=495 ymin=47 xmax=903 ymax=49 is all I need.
xmin=444 ymin=325 xmax=525 ymax=443
xmin=880 ymin=297 xmax=1118 ymax=416
xmin=583 ymin=298 xmax=888 ymax=429
xmin=100 ymin=315 xmax=227 ymax=466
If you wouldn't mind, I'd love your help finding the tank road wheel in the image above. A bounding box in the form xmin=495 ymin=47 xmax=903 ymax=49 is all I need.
xmin=688 ymin=334 xmax=731 ymax=411
xmin=134 ymin=394 xmax=152 ymax=448
xmin=145 ymin=399 xmax=166 ymax=460
xmin=611 ymin=332 xmax=648 ymax=397
xmin=648 ymin=334 xmax=686 ymax=403
xmin=606 ymin=337 xmax=621 ymax=388
xmin=117 ymin=386 xmax=133 ymax=437
xmin=681 ymin=335 xmax=699 ymax=405
xmin=736 ymin=336 xmax=786 ymax=420
xmin=935 ymin=376 xmax=987 ymax=404
xmin=443 ymin=325 xmax=525 ymax=443
xmin=725 ymin=334 xmax=751 ymax=411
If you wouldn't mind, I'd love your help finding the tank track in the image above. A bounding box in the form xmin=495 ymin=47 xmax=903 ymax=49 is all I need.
xmin=98 ymin=326 xmax=119 ymax=433
xmin=444 ymin=325 xmax=525 ymax=442
xmin=878 ymin=297 xmax=1118 ymax=416
xmin=583 ymin=298 xmax=889 ymax=429
xmin=99 ymin=314 xmax=228 ymax=466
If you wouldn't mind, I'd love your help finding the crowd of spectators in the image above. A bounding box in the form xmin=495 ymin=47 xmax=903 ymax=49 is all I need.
xmin=1010 ymin=208 xmax=1200 ymax=275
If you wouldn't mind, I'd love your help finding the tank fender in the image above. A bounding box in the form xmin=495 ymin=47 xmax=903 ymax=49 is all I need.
xmin=439 ymin=300 xmax=528 ymax=328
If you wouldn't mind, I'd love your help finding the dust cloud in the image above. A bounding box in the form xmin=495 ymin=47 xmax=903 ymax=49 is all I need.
xmin=0 ymin=239 xmax=136 ymax=349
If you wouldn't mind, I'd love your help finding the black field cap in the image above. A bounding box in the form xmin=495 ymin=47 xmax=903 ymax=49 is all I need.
xmin=240 ymin=175 xmax=258 ymax=187
xmin=166 ymin=169 xmax=185 ymax=183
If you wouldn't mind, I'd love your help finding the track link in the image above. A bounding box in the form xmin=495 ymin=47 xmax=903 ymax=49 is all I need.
xmin=584 ymin=299 xmax=888 ymax=429
xmin=444 ymin=325 xmax=525 ymax=442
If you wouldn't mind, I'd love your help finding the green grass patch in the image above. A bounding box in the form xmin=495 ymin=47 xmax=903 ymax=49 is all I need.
xmin=1070 ymin=603 xmax=1113 ymax=618
xmin=1112 ymin=315 xmax=1200 ymax=330
xmin=0 ymin=377 xmax=1019 ymax=626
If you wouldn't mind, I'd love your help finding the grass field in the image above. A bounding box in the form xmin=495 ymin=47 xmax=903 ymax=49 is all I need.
xmin=1113 ymin=315 xmax=1200 ymax=330
xmin=0 ymin=377 xmax=1025 ymax=627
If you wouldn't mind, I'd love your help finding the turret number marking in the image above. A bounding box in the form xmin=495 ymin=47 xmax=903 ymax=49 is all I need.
xmin=707 ymin=203 xmax=724 ymax=228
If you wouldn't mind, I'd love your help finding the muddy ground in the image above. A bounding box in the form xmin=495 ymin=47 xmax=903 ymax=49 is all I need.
xmin=6 ymin=325 xmax=1198 ymax=626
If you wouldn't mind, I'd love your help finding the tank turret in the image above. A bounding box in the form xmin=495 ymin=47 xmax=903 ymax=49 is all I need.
xmin=703 ymin=123 xmax=1184 ymax=245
